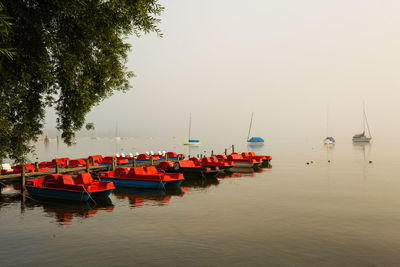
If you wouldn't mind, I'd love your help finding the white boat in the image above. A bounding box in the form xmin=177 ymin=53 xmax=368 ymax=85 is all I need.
xmin=183 ymin=113 xmax=201 ymax=146
xmin=353 ymin=102 xmax=372 ymax=143
xmin=247 ymin=112 xmax=264 ymax=145
xmin=323 ymin=105 xmax=335 ymax=145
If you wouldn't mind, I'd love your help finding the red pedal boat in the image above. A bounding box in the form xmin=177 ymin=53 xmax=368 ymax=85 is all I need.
xmin=26 ymin=173 xmax=115 ymax=201
xmin=98 ymin=166 xmax=184 ymax=189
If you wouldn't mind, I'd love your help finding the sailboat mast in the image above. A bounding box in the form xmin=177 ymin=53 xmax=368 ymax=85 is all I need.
xmin=326 ymin=105 xmax=329 ymax=137
xmin=247 ymin=112 xmax=253 ymax=141
xmin=364 ymin=103 xmax=372 ymax=138
xmin=188 ymin=113 xmax=191 ymax=141
xmin=362 ymin=102 xmax=365 ymax=134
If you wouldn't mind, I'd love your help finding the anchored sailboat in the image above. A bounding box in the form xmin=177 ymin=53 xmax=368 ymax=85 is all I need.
xmin=183 ymin=113 xmax=201 ymax=146
xmin=323 ymin=105 xmax=335 ymax=145
xmin=247 ymin=112 xmax=264 ymax=145
xmin=115 ymin=122 xmax=121 ymax=141
xmin=353 ymin=102 xmax=372 ymax=143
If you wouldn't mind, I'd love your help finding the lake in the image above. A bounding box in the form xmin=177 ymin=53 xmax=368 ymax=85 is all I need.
xmin=1 ymin=137 xmax=400 ymax=266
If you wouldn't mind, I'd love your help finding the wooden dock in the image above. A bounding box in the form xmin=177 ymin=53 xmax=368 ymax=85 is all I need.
xmin=0 ymin=145 xmax=237 ymax=193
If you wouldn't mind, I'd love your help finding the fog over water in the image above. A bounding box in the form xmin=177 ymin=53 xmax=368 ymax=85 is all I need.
xmin=45 ymin=0 xmax=400 ymax=141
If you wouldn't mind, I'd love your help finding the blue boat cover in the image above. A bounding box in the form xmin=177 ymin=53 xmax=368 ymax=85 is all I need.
xmin=248 ymin=137 xmax=264 ymax=142
xmin=189 ymin=139 xmax=200 ymax=143
xmin=324 ymin=136 xmax=335 ymax=142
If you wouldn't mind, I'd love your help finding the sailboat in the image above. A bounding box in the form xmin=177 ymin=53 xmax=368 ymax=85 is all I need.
xmin=115 ymin=122 xmax=121 ymax=141
xmin=352 ymin=102 xmax=372 ymax=143
xmin=323 ymin=105 xmax=335 ymax=145
xmin=247 ymin=112 xmax=264 ymax=145
xmin=183 ymin=113 xmax=201 ymax=146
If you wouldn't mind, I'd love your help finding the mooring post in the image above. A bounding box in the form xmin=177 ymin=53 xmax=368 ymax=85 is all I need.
xmin=112 ymin=157 xmax=116 ymax=171
xmin=21 ymin=164 xmax=26 ymax=193
xmin=34 ymin=162 xmax=39 ymax=172
xmin=86 ymin=159 xmax=90 ymax=172
xmin=232 ymin=145 xmax=235 ymax=153
xmin=55 ymin=162 xmax=60 ymax=173
xmin=65 ymin=159 xmax=69 ymax=168
xmin=150 ymin=155 xmax=154 ymax=165
xmin=132 ymin=158 xmax=136 ymax=167
xmin=91 ymin=157 xmax=95 ymax=167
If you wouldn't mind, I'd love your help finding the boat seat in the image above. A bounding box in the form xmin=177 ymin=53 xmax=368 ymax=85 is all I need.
xmin=75 ymin=173 xmax=93 ymax=185
xmin=228 ymin=154 xmax=243 ymax=160
xmin=56 ymin=175 xmax=75 ymax=186
xmin=114 ymin=167 xmax=130 ymax=177
xmin=144 ymin=166 xmax=158 ymax=175
xmin=190 ymin=157 xmax=201 ymax=163
xmin=137 ymin=154 xmax=149 ymax=160
xmin=43 ymin=174 xmax=60 ymax=186
xmin=132 ymin=167 xmax=146 ymax=175
xmin=210 ymin=156 xmax=219 ymax=163
xmin=157 ymin=161 xmax=174 ymax=169
xmin=201 ymin=157 xmax=213 ymax=164
xmin=178 ymin=160 xmax=196 ymax=168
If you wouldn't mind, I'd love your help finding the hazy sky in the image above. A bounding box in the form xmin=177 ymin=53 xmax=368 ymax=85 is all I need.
xmin=46 ymin=0 xmax=400 ymax=141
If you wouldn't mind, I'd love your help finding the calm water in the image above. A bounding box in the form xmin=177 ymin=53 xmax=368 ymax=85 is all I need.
xmin=1 ymin=137 xmax=400 ymax=266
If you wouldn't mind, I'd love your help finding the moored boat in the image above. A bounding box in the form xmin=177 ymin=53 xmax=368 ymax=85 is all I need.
xmin=98 ymin=166 xmax=184 ymax=189
xmin=190 ymin=156 xmax=234 ymax=172
xmin=241 ymin=152 xmax=272 ymax=167
xmin=222 ymin=153 xmax=262 ymax=169
xmin=26 ymin=173 xmax=115 ymax=201
xmin=157 ymin=160 xmax=218 ymax=179
xmin=353 ymin=102 xmax=372 ymax=143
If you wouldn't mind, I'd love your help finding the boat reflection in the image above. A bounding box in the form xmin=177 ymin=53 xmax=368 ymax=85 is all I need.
xmin=247 ymin=144 xmax=264 ymax=151
xmin=0 ymin=184 xmax=21 ymax=208
xmin=25 ymin=197 xmax=114 ymax=225
xmin=181 ymin=176 xmax=219 ymax=188
xmin=112 ymin=187 xmax=184 ymax=208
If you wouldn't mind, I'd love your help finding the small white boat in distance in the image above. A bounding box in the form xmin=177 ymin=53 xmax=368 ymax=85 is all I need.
xmin=353 ymin=102 xmax=372 ymax=143
xmin=183 ymin=113 xmax=201 ymax=146
xmin=323 ymin=137 xmax=335 ymax=145
xmin=183 ymin=139 xmax=202 ymax=146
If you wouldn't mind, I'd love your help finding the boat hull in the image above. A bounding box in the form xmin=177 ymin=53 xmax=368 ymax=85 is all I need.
xmin=26 ymin=187 xmax=91 ymax=201
xmin=232 ymin=162 xmax=261 ymax=168
xmin=100 ymin=177 xmax=177 ymax=189
xmin=247 ymin=142 xmax=264 ymax=145
xmin=183 ymin=142 xmax=201 ymax=146
xmin=164 ymin=167 xmax=218 ymax=180
xmin=353 ymin=137 xmax=371 ymax=142
xmin=91 ymin=189 xmax=114 ymax=198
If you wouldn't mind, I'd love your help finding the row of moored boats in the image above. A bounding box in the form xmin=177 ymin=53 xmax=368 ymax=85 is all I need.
xmin=4 ymin=151 xmax=272 ymax=202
